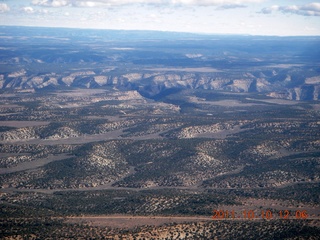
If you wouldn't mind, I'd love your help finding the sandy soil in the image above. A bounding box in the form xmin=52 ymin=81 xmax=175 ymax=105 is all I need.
xmin=0 ymin=153 xmax=73 ymax=174
xmin=66 ymin=213 xmax=320 ymax=229
xmin=66 ymin=215 xmax=212 ymax=228
xmin=0 ymin=121 xmax=50 ymax=128
xmin=194 ymin=126 xmax=248 ymax=139
xmin=146 ymin=67 xmax=222 ymax=73
xmin=4 ymin=128 xmax=166 ymax=145
xmin=189 ymin=97 xmax=260 ymax=107
xmin=53 ymin=89 xmax=108 ymax=97
xmin=246 ymin=98 xmax=298 ymax=105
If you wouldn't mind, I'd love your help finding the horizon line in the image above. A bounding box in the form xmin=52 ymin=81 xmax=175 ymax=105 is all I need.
xmin=1 ymin=24 xmax=320 ymax=38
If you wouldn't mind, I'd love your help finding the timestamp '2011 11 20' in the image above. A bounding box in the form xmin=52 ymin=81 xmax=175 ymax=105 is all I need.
xmin=212 ymin=209 xmax=308 ymax=220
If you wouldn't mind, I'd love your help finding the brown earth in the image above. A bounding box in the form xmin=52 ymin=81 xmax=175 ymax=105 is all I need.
xmin=66 ymin=215 xmax=213 ymax=228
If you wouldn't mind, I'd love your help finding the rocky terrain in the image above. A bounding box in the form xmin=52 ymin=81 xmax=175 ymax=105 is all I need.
xmin=1 ymin=26 xmax=320 ymax=238
xmin=1 ymin=67 xmax=320 ymax=101
xmin=0 ymin=87 xmax=319 ymax=191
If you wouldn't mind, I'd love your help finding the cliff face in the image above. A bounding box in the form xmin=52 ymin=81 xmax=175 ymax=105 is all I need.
xmin=268 ymin=85 xmax=320 ymax=101
xmin=1 ymin=68 xmax=320 ymax=101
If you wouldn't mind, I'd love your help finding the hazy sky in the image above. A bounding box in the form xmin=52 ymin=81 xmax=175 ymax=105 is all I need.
xmin=0 ymin=0 xmax=319 ymax=36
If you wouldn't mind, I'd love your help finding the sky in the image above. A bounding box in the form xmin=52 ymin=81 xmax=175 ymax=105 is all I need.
xmin=0 ymin=0 xmax=319 ymax=36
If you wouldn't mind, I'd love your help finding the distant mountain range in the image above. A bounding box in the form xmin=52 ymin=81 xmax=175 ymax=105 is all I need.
xmin=0 ymin=26 xmax=319 ymax=100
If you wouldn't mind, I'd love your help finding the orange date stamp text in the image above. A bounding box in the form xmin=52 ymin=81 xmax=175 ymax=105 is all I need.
xmin=212 ymin=209 xmax=308 ymax=220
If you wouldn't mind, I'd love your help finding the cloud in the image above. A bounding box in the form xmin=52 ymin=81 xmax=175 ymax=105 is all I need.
xmin=301 ymin=2 xmax=320 ymax=12
xmin=20 ymin=6 xmax=50 ymax=15
xmin=75 ymin=2 xmax=102 ymax=7
xmin=171 ymin=0 xmax=262 ymax=6
xmin=32 ymin=0 xmax=70 ymax=7
xmin=31 ymin=0 xmax=263 ymax=8
xmin=39 ymin=9 xmax=50 ymax=14
xmin=32 ymin=0 xmax=161 ymax=7
xmin=216 ymin=4 xmax=247 ymax=10
xmin=23 ymin=6 xmax=35 ymax=13
xmin=0 ymin=3 xmax=10 ymax=13
xmin=260 ymin=5 xmax=278 ymax=14
xmin=260 ymin=2 xmax=320 ymax=17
